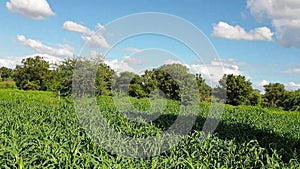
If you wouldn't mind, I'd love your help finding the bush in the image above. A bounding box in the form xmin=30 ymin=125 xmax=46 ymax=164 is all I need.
xmin=0 ymin=81 xmax=17 ymax=89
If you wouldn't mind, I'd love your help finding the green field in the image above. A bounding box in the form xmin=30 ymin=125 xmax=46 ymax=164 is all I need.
xmin=0 ymin=89 xmax=299 ymax=168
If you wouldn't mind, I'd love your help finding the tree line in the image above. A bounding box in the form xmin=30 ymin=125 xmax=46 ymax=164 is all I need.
xmin=0 ymin=56 xmax=299 ymax=111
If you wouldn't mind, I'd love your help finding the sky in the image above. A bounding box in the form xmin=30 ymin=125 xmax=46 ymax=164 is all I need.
xmin=0 ymin=0 xmax=299 ymax=91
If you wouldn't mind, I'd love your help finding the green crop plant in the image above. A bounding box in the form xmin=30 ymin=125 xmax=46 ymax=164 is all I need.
xmin=0 ymin=89 xmax=299 ymax=168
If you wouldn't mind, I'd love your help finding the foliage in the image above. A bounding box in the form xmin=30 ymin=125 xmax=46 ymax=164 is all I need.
xmin=248 ymin=89 xmax=262 ymax=106
xmin=56 ymin=59 xmax=76 ymax=97
xmin=0 ymin=80 xmax=17 ymax=89
xmin=3 ymin=56 xmax=300 ymax=111
xmin=195 ymin=73 xmax=212 ymax=101
xmin=95 ymin=63 xmax=115 ymax=96
xmin=13 ymin=56 xmax=53 ymax=91
xmin=0 ymin=67 xmax=13 ymax=81
xmin=216 ymin=74 xmax=253 ymax=106
xmin=113 ymin=71 xmax=137 ymax=96
xmin=0 ymin=89 xmax=299 ymax=168
xmin=263 ymin=83 xmax=287 ymax=108
xmin=283 ymin=89 xmax=300 ymax=111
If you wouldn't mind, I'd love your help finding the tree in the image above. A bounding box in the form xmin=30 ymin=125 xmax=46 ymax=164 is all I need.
xmin=195 ymin=73 xmax=211 ymax=101
xmin=249 ymin=89 xmax=262 ymax=106
xmin=263 ymin=83 xmax=287 ymax=108
xmin=150 ymin=64 xmax=198 ymax=104
xmin=0 ymin=67 xmax=13 ymax=81
xmin=95 ymin=63 xmax=115 ymax=96
xmin=216 ymin=74 xmax=253 ymax=106
xmin=72 ymin=59 xmax=98 ymax=98
xmin=113 ymin=71 xmax=136 ymax=96
xmin=56 ymin=59 xmax=76 ymax=96
xmin=140 ymin=70 xmax=159 ymax=97
xmin=283 ymin=89 xmax=300 ymax=111
xmin=129 ymin=74 xmax=147 ymax=98
xmin=13 ymin=56 xmax=52 ymax=90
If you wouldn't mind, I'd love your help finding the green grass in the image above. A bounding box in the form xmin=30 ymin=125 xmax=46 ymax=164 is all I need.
xmin=0 ymin=89 xmax=299 ymax=168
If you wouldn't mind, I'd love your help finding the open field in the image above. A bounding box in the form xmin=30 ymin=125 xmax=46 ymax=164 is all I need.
xmin=0 ymin=89 xmax=299 ymax=168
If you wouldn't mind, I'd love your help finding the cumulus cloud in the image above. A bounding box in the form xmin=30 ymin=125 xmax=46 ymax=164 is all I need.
xmin=212 ymin=21 xmax=274 ymax=41
xmin=104 ymin=58 xmax=136 ymax=74
xmin=256 ymin=80 xmax=269 ymax=87
xmin=122 ymin=56 xmax=144 ymax=65
xmin=247 ymin=0 xmax=300 ymax=47
xmin=252 ymin=80 xmax=269 ymax=93
xmin=162 ymin=58 xmax=243 ymax=86
xmin=253 ymin=80 xmax=300 ymax=92
xmin=63 ymin=21 xmax=93 ymax=35
xmin=285 ymin=82 xmax=300 ymax=91
xmin=63 ymin=21 xmax=110 ymax=49
xmin=17 ymin=35 xmax=74 ymax=57
xmin=189 ymin=58 xmax=243 ymax=85
xmin=6 ymin=0 xmax=55 ymax=20
xmin=0 ymin=54 xmax=62 ymax=68
xmin=81 ymin=35 xmax=110 ymax=48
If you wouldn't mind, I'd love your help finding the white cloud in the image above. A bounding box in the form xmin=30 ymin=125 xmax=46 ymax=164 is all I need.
xmin=17 ymin=35 xmax=74 ymax=57
xmin=189 ymin=59 xmax=243 ymax=85
xmin=63 ymin=21 xmax=93 ymax=35
xmin=256 ymin=80 xmax=269 ymax=87
xmin=284 ymin=68 xmax=300 ymax=74
xmin=104 ymin=59 xmax=135 ymax=74
xmin=0 ymin=54 xmax=62 ymax=68
xmin=285 ymin=82 xmax=300 ymax=91
xmin=247 ymin=0 xmax=300 ymax=47
xmin=6 ymin=0 xmax=55 ymax=20
xmin=253 ymin=80 xmax=300 ymax=92
xmin=63 ymin=21 xmax=110 ymax=49
xmin=81 ymin=35 xmax=110 ymax=48
xmin=212 ymin=21 xmax=274 ymax=41
xmin=162 ymin=58 xmax=243 ymax=86
xmin=252 ymin=80 xmax=269 ymax=93
xmin=164 ymin=59 xmax=185 ymax=65
xmin=0 ymin=57 xmax=21 ymax=68
xmin=96 ymin=23 xmax=106 ymax=31
xmin=122 ymin=56 xmax=144 ymax=65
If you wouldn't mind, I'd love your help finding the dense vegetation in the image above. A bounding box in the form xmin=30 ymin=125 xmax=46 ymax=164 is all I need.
xmin=0 ymin=89 xmax=299 ymax=168
xmin=0 ymin=56 xmax=299 ymax=111
xmin=0 ymin=56 xmax=299 ymax=167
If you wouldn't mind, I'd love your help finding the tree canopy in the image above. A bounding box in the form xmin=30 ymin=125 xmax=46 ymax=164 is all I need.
xmin=5 ymin=56 xmax=299 ymax=111
xmin=215 ymin=74 xmax=253 ymax=106
xmin=13 ymin=56 xmax=52 ymax=90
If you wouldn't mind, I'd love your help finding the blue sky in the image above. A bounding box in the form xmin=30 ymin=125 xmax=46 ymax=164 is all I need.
xmin=0 ymin=0 xmax=299 ymax=91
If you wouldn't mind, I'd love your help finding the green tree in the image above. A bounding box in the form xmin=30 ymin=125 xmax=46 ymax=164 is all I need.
xmin=13 ymin=56 xmax=52 ymax=90
xmin=283 ymin=89 xmax=300 ymax=111
xmin=263 ymin=83 xmax=287 ymax=108
xmin=72 ymin=59 xmax=98 ymax=98
xmin=0 ymin=67 xmax=13 ymax=81
xmin=113 ymin=71 xmax=136 ymax=96
xmin=113 ymin=71 xmax=146 ymax=98
xmin=154 ymin=64 xmax=198 ymax=104
xmin=249 ymin=89 xmax=262 ymax=106
xmin=129 ymin=74 xmax=147 ymax=98
xmin=195 ymin=73 xmax=211 ymax=101
xmin=95 ymin=63 xmax=115 ymax=96
xmin=56 ymin=59 xmax=76 ymax=96
xmin=140 ymin=70 xmax=159 ymax=97
xmin=216 ymin=74 xmax=253 ymax=106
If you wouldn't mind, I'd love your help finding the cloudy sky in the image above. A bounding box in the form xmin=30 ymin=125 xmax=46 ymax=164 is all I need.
xmin=0 ymin=0 xmax=299 ymax=91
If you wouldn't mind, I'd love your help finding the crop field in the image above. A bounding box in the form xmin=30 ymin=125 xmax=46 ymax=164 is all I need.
xmin=0 ymin=89 xmax=300 ymax=168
